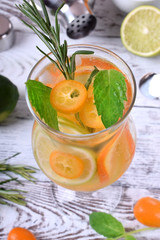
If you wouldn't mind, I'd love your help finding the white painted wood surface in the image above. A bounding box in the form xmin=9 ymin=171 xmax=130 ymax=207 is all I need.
xmin=0 ymin=1 xmax=160 ymax=239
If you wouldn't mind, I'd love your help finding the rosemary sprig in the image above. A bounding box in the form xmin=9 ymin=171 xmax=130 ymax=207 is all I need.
xmin=0 ymin=153 xmax=37 ymax=182
xmin=0 ymin=179 xmax=26 ymax=206
xmin=85 ymin=66 xmax=99 ymax=89
xmin=0 ymin=153 xmax=37 ymax=205
xmin=16 ymin=0 xmax=94 ymax=80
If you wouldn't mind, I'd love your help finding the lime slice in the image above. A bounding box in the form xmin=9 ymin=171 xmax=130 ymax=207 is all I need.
xmin=33 ymin=125 xmax=58 ymax=166
xmin=120 ymin=6 xmax=160 ymax=57
xmin=33 ymin=124 xmax=96 ymax=185
xmin=58 ymin=116 xmax=90 ymax=134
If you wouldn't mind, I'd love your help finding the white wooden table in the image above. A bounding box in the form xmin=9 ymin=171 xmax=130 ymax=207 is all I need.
xmin=0 ymin=1 xmax=160 ymax=239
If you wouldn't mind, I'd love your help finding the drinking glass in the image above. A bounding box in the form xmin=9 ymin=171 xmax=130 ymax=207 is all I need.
xmin=26 ymin=44 xmax=136 ymax=211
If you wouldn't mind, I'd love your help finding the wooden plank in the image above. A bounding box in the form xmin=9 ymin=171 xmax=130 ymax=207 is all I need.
xmin=0 ymin=1 xmax=160 ymax=239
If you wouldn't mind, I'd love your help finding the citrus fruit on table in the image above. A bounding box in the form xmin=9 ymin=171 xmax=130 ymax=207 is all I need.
xmin=120 ymin=5 xmax=160 ymax=57
xmin=8 ymin=227 xmax=36 ymax=240
xmin=0 ymin=75 xmax=19 ymax=122
xmin=134 ymin=197 xmax=160 ymax=227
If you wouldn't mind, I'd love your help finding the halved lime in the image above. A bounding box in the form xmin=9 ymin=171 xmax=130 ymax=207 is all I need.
xmin=33 ymin=123 xmax=96 ymax=185
xmin=120 ymin=6 xmax=160 ymax=57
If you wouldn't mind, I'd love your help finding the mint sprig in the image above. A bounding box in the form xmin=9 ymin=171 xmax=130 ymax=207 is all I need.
xmin=90 ymin=212 xmax=125 ymax=238
xmin=89 ymin=212 xmax=157 ymax=240
xmin=93 ymin=69 xmax=127 ymax=128
xmin=26 ymin=80 xmax=59 ymax=130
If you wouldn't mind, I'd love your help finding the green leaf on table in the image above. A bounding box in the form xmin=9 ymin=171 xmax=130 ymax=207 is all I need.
xmin=125 ymin=235 xmax=137 ymax=240
xmin=89 ymin=212 xmax=125 ymax=238
xmin=93 ymin=69 xmax=127 ymax=128
xmin=26 ymin=80 xmax=59 ymax=130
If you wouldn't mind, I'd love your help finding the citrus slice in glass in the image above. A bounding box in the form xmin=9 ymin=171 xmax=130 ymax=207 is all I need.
xmin=32 ymin=125 xmax=58 ymax=167
xmin=50 ymin=80 xmax=87 ymax=114
xmin=97 ymin=123 xmax=135 ymax=183
xmin=79 ymin=98 xmax=104 ymax=129
xmin=49 ymin=151 xmax=84 ymax=179
xmin=58 ymin=116 xmax=90 ymax=134
xmin=120 ymin=6 xmax=160 ymax=57
xmin=52 ymin=145 xmax=97 ymax=185
xmin=33 ymin=123 xmax=96 ymax=185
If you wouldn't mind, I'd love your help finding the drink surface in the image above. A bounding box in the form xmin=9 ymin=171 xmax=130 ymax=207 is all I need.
xmin=32 ymin=55 xmax=136 ymax=191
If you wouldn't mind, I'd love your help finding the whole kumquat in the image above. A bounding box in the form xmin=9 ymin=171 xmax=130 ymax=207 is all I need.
xmin=134 ymin=197 xmax=160 ymax=227
xmin=8 ymin=227 xmax=36 ymax=240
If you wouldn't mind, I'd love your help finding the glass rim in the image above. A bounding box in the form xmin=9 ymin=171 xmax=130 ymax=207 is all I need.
xmin=26 ymin=44 xmax=136 ymax=139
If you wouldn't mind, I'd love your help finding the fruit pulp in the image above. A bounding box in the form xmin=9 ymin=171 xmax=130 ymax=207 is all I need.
xmin=32 ymin=55 xmax=136 ymax=191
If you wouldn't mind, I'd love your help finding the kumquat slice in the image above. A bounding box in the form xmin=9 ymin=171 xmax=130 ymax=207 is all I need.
xmin=49 ymin=150 xmax=84 ymax=179
xmin=50 ymin=80 xmax=87 ymax=114
xmin=79 ymin=98 xmax=104 ymax=129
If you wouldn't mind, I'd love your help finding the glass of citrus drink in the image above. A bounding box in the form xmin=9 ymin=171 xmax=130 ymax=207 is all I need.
xmin=26 ymin=44 xmax=136 ymax=192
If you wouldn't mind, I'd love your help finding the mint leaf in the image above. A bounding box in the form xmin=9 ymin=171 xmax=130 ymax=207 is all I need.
xmin=125 ymin=235 xmax=137 ymax=240
xmin=93 ymin=69 xmax=127 ymax=128
xmin=26 ymin=80 xmax=59 ymax=130
xmin=89 ymin=212 xmax=125 ymax=238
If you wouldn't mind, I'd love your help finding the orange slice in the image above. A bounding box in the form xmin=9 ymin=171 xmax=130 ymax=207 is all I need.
xmin=97 ymin=123 xmax=135 ymax=183
xmin=97 ymin=129 xmax=122 ymax=182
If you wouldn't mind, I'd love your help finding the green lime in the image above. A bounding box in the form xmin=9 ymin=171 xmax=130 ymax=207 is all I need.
xmin=0 ymin=75 xmax=19 ymax=122
xmin=120 ymin=5 xmax=160 ymax=57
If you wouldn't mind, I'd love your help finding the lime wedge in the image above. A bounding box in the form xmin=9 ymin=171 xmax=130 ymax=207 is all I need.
xmin=33 ymin=124 xmax=96 ymax=185
xmin=120 ymin=6 xmax=160 ymax=57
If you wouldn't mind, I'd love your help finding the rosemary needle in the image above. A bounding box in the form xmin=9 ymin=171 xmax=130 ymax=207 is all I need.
xmin=0 ymin=153 xmax=37 ymax=205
